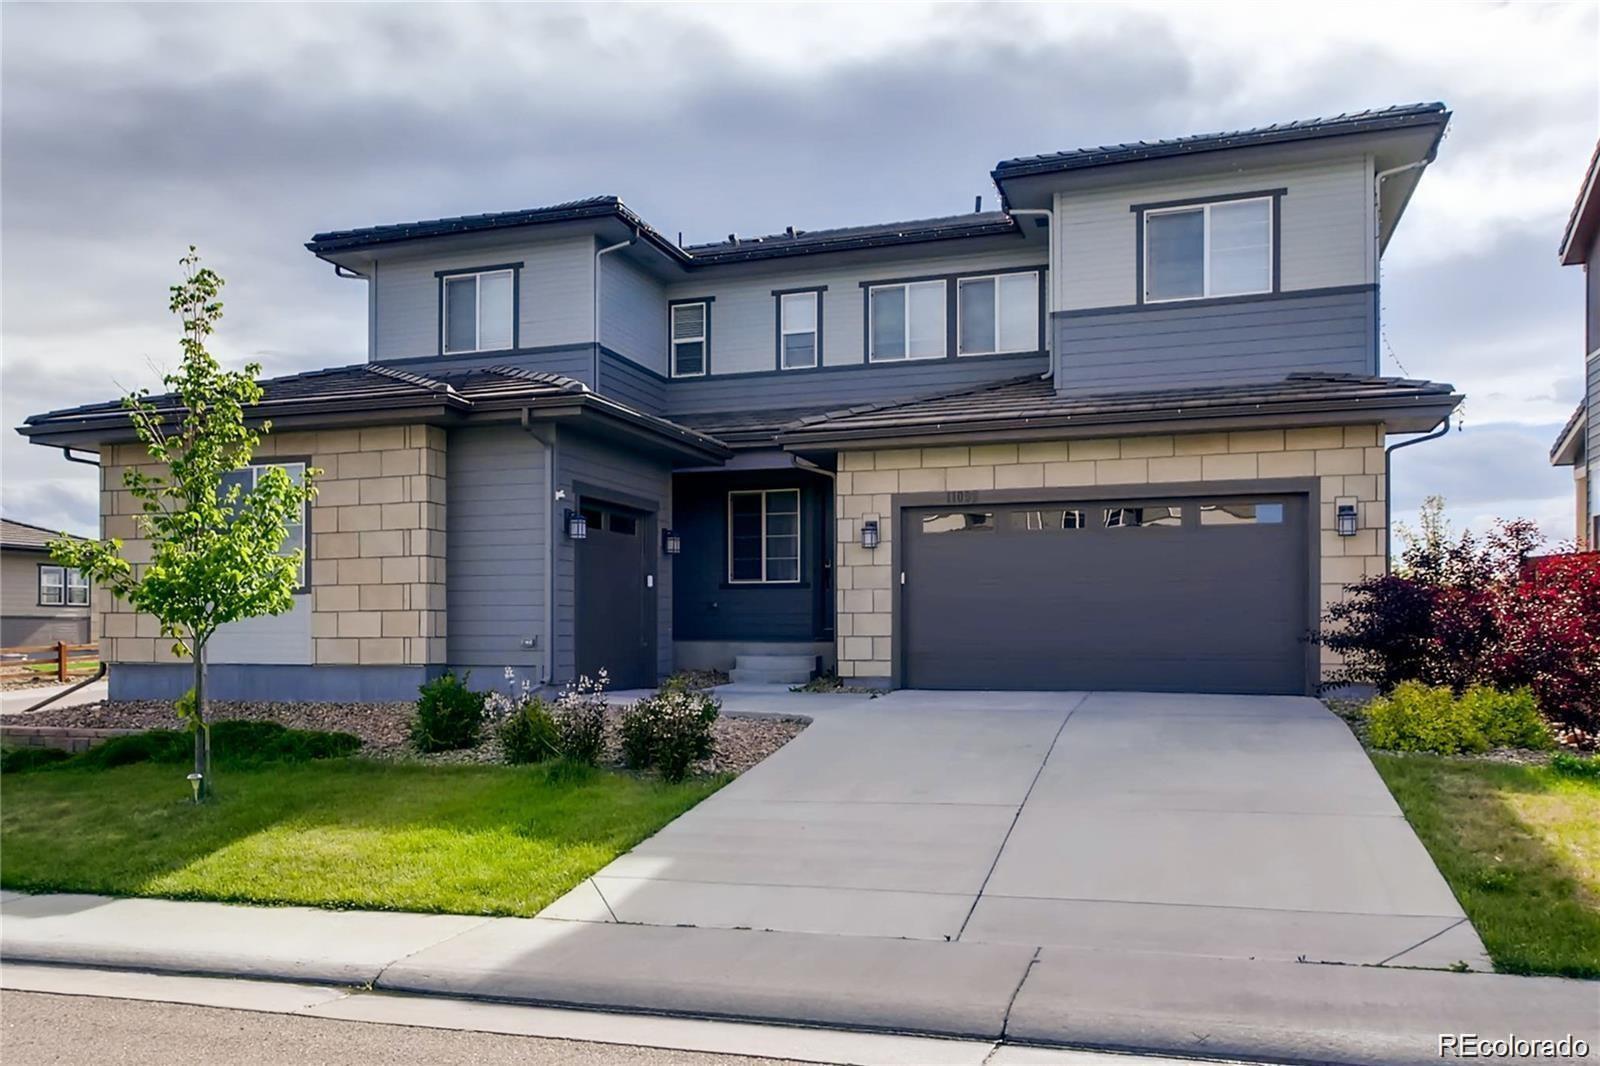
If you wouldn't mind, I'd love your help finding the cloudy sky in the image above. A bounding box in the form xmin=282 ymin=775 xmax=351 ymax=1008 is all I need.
xmin=2 ymin=2 xmax=1595 ymax=542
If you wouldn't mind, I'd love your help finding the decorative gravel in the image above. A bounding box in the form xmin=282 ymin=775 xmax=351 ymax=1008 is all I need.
xmin=10 ymin=697 xmax=806 ymax=777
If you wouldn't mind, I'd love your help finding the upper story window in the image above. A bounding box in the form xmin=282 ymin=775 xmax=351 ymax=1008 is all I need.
xmin=957 ymin=272 xmax=1039 ymax=355
xmin=777 ymin=289 xmax=821 ymax=370
xmin=39 ymin=565 xmax=89 ymax=607
xmin=442 ymin=268 xmax=515 ymax=354
xmin=220 ymin=462 xmax=308 ymax=589
xmin=1143 ymin=196 xmax=1273 ymax=303
xmin=671 ymin=301 xmax=709 ymax=377
xmin=869 ymin=280 xmax=945 ymax=362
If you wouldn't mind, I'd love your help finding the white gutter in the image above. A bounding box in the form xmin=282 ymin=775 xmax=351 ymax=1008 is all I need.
xmin=1007 ymin=208 xmax=1054 ymax=380
xmin=592 ymin=231 xmax=638 ymax=384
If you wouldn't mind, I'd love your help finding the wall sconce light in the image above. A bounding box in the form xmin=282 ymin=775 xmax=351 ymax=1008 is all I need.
xmin=860 ymin=519 xmax=880 ymax=550
xmin=1335 ymin=498 xmax=1358 ymax=537
xmin=565 ymin=508 xmax=588 ymax=540
xmin=662 ymin=529 xmax=682 ymax=555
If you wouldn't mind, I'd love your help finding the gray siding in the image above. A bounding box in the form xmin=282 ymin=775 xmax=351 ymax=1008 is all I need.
xmin=1588 ymin=349 xmax=1599 ymax=519
xmin=600 ymin=255 xmax=668 ymax=375
xmin=111 ymin=663 xmax=440 ymax=702
xmin=372 ymin=236 xmax=595 ymax=361
xmin=447 ymin=425 xmax=548 ymax=674
xmin=663 ymin=249 xmax=1046 ymax=377
xmin=1052 ymin=156 xmax=1373 ymax=312
xmin=1052 ymin=287 xmax=1376 ymax=395
xmin=0 ymin=550 xmax=90 ymax=639
xmin=554 ymin=429 xmax=675 ymax=682
xmin=665 ymin=351 xmax=1050 ymax=416
xmin=597 ymin=350 xmax=668 ymax=414
xmin=209 ymin=596 xmax=313 ymax=664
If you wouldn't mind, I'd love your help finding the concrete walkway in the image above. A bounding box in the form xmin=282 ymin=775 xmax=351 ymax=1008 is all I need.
xmin=0 ymin=675 xmax=107 ymax=716
xmin=554 ymin=688 xmax=1488 ymax=969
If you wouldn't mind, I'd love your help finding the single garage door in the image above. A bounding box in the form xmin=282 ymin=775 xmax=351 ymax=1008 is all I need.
xmin=901 ymin=494 xmax=1309 ymax=694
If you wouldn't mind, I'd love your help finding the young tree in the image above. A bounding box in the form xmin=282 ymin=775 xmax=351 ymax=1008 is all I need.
xmin=52 ymin=249 xmax=317 ymax=798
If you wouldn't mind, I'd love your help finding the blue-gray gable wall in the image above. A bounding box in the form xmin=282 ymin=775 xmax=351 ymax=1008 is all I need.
xmin=1052 ymin=286 xmax=1377 ymax=395
xmin=446 ymin=425 xmax=548 ymax=682
xmin=554 ymin=428 xmax=675 ymax=682
xmin=671 ymin=469 xmax=832 ymax=645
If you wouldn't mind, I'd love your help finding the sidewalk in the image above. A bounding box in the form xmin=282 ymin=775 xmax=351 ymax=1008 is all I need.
xmin=3 ymin=890 xmax=1594 ymax=1066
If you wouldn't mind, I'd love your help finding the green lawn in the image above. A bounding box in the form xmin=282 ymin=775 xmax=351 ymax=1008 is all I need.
xmin=0 ymin=759 xmax=723 ymax=916
xmin=1373 ymin=754 xmax=1600 ymax=979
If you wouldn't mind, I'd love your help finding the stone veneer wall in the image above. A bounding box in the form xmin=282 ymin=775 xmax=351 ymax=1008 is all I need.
xmin=99 ymin=425 xmax=446 ymax=668
xmin=833 ymin=424 xmax=1385 ymax=681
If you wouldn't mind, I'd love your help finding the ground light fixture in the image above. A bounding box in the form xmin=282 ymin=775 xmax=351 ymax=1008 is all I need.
xmin=662 ymin=529 xmax=682 ymax=555
xmin=565 ymin=508 xmax=588 ymax=540
xmin=860 ymin=519 xmax=880 ymax=550
xmin=1335 ymin=498 xmax=1359 ymax=537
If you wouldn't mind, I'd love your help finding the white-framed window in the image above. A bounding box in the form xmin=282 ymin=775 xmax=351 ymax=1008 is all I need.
xmin=1143 ymin=197 xmax=1272 ymax=303
xmin=728 ymin=488 xmax=800 ymax=583
xmin=38 ymin=565 xmax=88 ymax=607
xmin=219 ymin=461 xmax=309 ymax=588
xmin=779 ymin=291 xmax=819 ymax=370
xmin=868 ymin=280 xmax=945 ymax=362
xmin=442 ymin=269 xmax=515 ymax=353
xmin=957 ymin=272 xmax=1039 ymax=355
xmin=671 ymin=302 xmax=708 ymax=377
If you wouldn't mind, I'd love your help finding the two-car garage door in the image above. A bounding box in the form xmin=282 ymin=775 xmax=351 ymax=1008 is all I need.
xmin=900 ymin=494 xmax=1310 ymax=694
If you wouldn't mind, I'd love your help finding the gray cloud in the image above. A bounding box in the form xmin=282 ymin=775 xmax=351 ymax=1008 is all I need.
xmin=1 ymin=2 xmax=1595 ymax=543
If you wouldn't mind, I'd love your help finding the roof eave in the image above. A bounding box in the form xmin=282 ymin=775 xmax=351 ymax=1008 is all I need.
xmin=778 ymin=393 xmax=1463 ymax=451
xmin=1550 ymin=407 xmax=1587 ymax=465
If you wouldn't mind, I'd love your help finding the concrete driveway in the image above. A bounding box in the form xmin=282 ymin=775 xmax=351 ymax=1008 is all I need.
xmin=549 ymin=689 xmax=1487 ymax=970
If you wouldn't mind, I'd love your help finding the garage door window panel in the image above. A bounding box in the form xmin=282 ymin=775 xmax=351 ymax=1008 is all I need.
xmin=920 ymin=511 xmax=995 ymax=534
xmin=1103 ymin=505 xmax=1183 ymax=528
xmin=1201 ymin=502 xmax=1285 ymax=526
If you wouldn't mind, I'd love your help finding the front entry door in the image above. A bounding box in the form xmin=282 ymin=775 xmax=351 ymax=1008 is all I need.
xmin=575 ymin=501 xmax=656 ymax=689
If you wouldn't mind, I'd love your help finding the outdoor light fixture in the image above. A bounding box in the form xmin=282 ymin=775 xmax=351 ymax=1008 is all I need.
xmin=565 ymin=508 xmax=588 ymax=540
xmin=662 ymin=529 xmax=682 ymax=555
xmin=860 ymin=519 xmax=880 ymax=550
xmin=1335 ymin=498 xmax=1359 ymax=537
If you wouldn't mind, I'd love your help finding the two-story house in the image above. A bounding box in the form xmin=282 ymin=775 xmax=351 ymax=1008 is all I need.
xmin=1551 ymin=141 xmax=1598 ymax=549
xmin=19 ymin=103 xmax=1462 ymax=700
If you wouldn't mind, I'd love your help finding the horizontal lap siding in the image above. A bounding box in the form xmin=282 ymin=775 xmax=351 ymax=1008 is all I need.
xmin=1053 ymin=156 xmax=1372 ymax=312
xmin=447 ymin=425 xmax=546 ymax=672
xmin=665 ymin=352 xmax=1050 ymax=416
xmin=598 ymin=351 xmax=669 ymax=414
xmin=1054 ymin=289 xmax=1377 ymax=393
xmin=394 ymin=345 xmax=597 ymax=388
xmin=555 ymin=431 xmax=674 ymax=682
xmin=373 ymin=236 xmax=596 ymax=361
xmin=600 ymin=256 xmax=668 ymax=377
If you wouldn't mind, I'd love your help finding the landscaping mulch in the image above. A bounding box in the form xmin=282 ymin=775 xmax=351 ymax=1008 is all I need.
xmin=13 ymin=697 xmax=806 ymax=777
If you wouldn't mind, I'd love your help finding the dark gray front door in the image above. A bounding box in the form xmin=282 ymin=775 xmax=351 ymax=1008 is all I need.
xmin=901 ymin=494 xmax=1308 ymax=694
xmin=576 ymin=502 xmax=656 ymax=689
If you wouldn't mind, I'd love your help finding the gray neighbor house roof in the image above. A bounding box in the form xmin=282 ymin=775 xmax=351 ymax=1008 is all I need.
xmin=306 ymin=104 xmax=1448 ymax=268
xmin=1 ymin=517 xmax=85 ymax=552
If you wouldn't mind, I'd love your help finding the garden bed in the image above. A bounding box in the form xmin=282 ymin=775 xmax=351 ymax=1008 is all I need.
xmin=10 ymin=699 xmax=806 ymax=776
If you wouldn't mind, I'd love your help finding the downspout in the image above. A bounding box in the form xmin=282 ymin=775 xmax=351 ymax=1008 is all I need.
xmin=1383 ymin=417 xmax=1456 ymax=572
xmin=328 ymin=262 xmax=373 ymax=361
xmin=53 ymin=446 xmax=100 ymax=467
xmin=523 ymin=412 xmax=558 ymax=686
xmin=592 ymin=230 xmax=638 ymax=386
xmin=1007 ymin=208 xmax=1055 ymax=381
xmin=1372 ymin=159 xmax=1429 ymax=375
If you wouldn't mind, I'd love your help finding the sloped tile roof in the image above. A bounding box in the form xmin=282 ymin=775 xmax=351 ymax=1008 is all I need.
xmin=779 ymin=372 xmax=1462 ymax=443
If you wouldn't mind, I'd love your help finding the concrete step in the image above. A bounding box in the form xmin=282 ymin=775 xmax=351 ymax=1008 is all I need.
xmin=729 ymin=654 xmax=816 ymax=685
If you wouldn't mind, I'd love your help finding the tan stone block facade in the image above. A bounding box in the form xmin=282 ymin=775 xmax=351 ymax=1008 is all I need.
xmin=831 ymin=424 xmax=1388 ymax=684
xmin=98 ymin=424 xmax=447 ymax=668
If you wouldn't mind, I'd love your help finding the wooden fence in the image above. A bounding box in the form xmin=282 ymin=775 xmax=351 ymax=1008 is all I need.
xmin=0 ymin=641 xmax=99 ymax=683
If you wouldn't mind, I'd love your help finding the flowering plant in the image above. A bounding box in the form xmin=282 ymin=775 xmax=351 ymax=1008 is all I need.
xmin=553 ymin=670 xmax=610 ymax=764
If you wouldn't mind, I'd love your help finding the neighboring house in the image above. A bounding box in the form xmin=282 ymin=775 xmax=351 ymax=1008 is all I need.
xmin=1551 ymin=140 xmax=1599 ymax=549
xmin=1 ymin=518 xmax=91 ymax=647
xmin=18 ymin=103 xmax=1462 ymax=700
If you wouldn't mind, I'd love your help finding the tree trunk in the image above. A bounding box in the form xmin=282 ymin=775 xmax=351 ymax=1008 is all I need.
xmin=193 ymin=638 xmax=209 ymax=800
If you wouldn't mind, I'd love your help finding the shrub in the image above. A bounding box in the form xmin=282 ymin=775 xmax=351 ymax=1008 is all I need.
xmin=410 ymin=672 xmax=485 ymax=753
xmin=622 ymin=682 xmax=719 ymax=781
xmin=1365 ymin=682 xmax=1551 ymax=754
xmin=1551 ymin=752 xmax=1600 ymax=780
xmin=499 ymin=697 xmax=560 ymax=765
xmin=552 ymin=672 xmax=609 ymax=765
xmin=38 ymin=721 xmax=360 ymax=771
xmin=1 ymin=746 xmax=73 ymax=773
xmin=1322 ymin=500 xmax=1599 ymax=737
